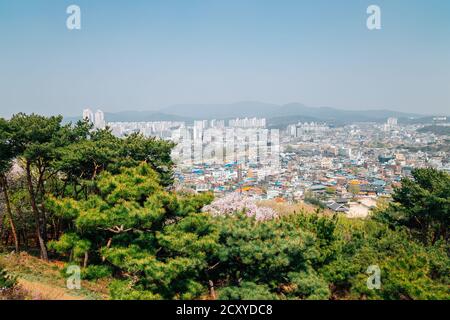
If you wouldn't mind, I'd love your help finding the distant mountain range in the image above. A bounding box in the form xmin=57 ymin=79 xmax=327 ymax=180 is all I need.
xmin=65 ymin=102 xmax=440 ymax=127
xmin=64 ymin=111 xmax=191 ymax=124
xmin=160 ymin=101 xmax=428 ymax=122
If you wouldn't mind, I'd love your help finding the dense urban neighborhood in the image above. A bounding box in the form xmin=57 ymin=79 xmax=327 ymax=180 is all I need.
xmin=85 ymin=108 xmax=449 ymax=219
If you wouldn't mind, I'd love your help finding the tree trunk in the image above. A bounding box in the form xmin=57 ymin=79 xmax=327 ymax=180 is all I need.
xmin=208 ymin=280 xmax=216 ymax=300
xmin=26 ymin=162 xmax=48 ymax=261
xmin=21 ymin=230 xmax=28 ymax=250
xmin=0 ymin=205 xmax=5 ymax=238
xmin=83 ymin=251 xmax=89 ymax=268
xmin=0 ymin=175 xmax=19 ymax=253
xmin=38 ymin=175 xmax=49 ymax=243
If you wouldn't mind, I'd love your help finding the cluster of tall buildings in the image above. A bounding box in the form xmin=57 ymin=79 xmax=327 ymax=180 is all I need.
xmin=170 ymin=118 xmax=276 ymax=167
xmin=229 ymin=117 xmax=266 ymax=128
xmin=82 ymin=110 xmax=274 ymax=168
xmin=192 ymin=118 xmax=266 ymax=131
xmin=193 ymin=120 xmax=226 ymax=139
xmin=82 ymin=108 xmax=106 ymax=129
xmin=287 ymin=122 xmax=329 ymax=138
xmin=383 ymin=117 xmax=398 ymax=131
xmin=194 ymin=120 xmax=226 ymax=130
xmin=108 ymin=121 xmax=184 ymax=138
xmin=171 ymin=126 xmax=280 ymax=168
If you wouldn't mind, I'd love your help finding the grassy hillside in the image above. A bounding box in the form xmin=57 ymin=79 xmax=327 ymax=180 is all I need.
xmin=0 ymin=252 xmax=109 ymax=300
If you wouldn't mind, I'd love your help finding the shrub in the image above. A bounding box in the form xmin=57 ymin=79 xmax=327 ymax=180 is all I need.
xmin=0 ymin=267 xmax=17 ymax=290
xmin=81 ymin=265 xmax=112 ymax=280
xmin=218 ymin=282 xmax=279 ymax=300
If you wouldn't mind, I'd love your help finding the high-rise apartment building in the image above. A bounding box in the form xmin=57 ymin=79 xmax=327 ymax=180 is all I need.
xmin=387 ymin=117 xmax=398 ymax=126
xmin=228 ymin=117 xmax=266 ymax=128
xmin=82 ymin=108 xmax=94 ymax=123
xmin=82 ymin=108 xmax=106 ymax=129
xmin=94 ymin=110 xmax=106 ymax=129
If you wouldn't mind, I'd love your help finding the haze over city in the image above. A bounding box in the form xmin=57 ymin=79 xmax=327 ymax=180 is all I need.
xmin=0 ymin=0 xmax=449 ymax=118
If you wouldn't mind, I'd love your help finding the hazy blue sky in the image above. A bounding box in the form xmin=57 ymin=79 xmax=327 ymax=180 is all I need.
xmin=0 ymin=0 xmax=449 ymax=117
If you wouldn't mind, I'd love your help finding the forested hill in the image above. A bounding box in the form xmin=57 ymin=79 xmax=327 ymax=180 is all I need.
xmin=418 ymin=125 xmax=450 ymax=136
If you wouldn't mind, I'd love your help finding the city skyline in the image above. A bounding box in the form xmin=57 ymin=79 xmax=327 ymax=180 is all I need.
xmin=1 ymin=0 xmax=449 ymax=118
xmin=1 ymin=101 xmax=447 ymax=121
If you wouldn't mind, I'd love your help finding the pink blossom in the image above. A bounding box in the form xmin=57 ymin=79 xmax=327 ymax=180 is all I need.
xmin=202 ymin=193 xmax=277 ymax=221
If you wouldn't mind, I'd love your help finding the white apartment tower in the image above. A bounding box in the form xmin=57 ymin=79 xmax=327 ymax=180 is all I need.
xmin=83 ymin=108 xmax=94 ymax=123
xmin=387 ymin=117 xmax=398 ymax=126
xmin=94 ymin=109 xmax=106 ymax=129
xmin=82 ymin=108 xmax=106 ymax=129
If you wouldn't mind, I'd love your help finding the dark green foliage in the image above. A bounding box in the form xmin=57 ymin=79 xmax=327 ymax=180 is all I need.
xmin=0 ymin=267 xmax=17 ymax=290
xmin=48 ymin=233 xmax=91 ymax=263
xmin=209 ymin=213 xmax=327 ymax=300
xmin=0 ymin=113 xmax=176 ymax=260
xmin=49 ymin=163 xmax=215 ymax=299
xmin=218 ymin=282 xmax=279 ymax=300
xmin=287 ymin=269 xmax=330 ymax=300
xmin=0 ymin=118 xmax=15 ymax=174
xmin=321 ymin=219 xmax=450 ymax=299
xmin=304 ymin=196 xmax=326 ymax=209
xmin=374 ymin=168 xmax=450 ymax=244
xmin=118 ymin=133 xmax=175 ymax=187
xmin=81 ymin=265 xmax=112 ymax=280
